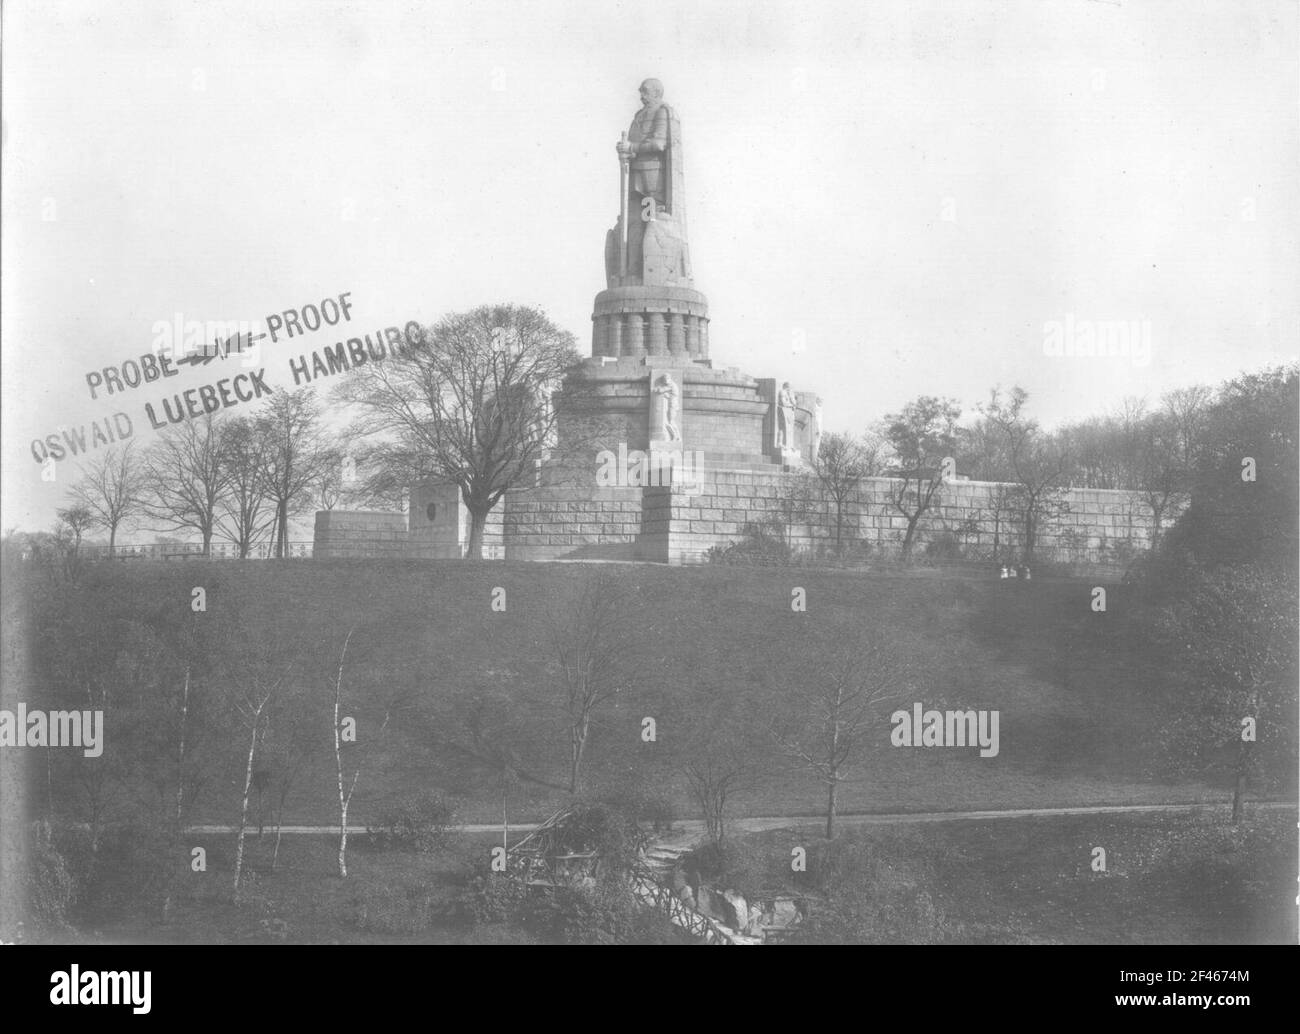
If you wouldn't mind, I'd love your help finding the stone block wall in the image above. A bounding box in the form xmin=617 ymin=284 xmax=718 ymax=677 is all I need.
xmin=500 ymin=485 xmax=645 ymax=562
xmin=315 ymin=472 xmax=1182 ymax=567
xmin=646 ymin=473 xmax=1181 ymax=564
xmin=313 ymin=510 xmax=411 ymax=559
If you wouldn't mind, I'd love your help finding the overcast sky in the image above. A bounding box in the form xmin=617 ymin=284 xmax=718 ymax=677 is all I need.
xmin=3 ymin=0 xmax=1297 ymax=536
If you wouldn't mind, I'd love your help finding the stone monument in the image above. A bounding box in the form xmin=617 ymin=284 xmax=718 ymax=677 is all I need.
xmin=314 ymin=78 xmax=1178 ymax=566
xmin=594 ymin=78 xmax=709 ymax=360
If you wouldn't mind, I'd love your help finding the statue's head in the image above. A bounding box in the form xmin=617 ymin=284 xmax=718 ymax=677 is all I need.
xmin=639 ymin=79 xmax=664 ymax=107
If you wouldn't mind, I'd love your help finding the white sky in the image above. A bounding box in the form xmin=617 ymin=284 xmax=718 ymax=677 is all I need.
xmin=3 ymin=0 xmax=1297 ymax=535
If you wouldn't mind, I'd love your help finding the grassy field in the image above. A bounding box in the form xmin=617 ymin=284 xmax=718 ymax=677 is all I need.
xmin=8 ymin=558 xmax=1266 ymax=829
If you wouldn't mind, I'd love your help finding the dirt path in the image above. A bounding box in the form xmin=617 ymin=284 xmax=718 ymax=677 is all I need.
xmin=187 ymin=799 xmax=1296 ymax=838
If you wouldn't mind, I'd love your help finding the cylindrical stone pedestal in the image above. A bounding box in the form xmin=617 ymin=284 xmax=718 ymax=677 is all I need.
xmin=592 ymin=286 xmax=710 ymax=361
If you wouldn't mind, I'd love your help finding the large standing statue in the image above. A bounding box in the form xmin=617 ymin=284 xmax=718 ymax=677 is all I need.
xmin=618 ymin=79 xmax=670 ymax=214
xmin=606 ymin=79 xmax=692 ymax=287
xmin=776 ymin=382 xmax=797 ymax=450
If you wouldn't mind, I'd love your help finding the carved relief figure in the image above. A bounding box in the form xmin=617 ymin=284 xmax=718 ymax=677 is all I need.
xmin=653 ymin=373 xmax=681 ymax=442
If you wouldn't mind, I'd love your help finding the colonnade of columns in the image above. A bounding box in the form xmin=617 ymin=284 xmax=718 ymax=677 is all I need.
xmin=592 ymin=311 xmax=710 ymax=359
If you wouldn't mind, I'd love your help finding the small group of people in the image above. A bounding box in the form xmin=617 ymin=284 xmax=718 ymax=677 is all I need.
xmin=999 ymin=564 xmax=1032 ymax=581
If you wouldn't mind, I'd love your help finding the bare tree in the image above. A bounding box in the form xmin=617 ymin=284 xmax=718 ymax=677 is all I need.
xmin=332 ymin=626 xmax=358 ymax=878
xmin=216 ymin=416 xmax=275 ymax=557
xmin=551 ymin=571 xmax=632 ymax=794
xmin=771 ymin=631 xmax=910 ymax=839
xmin=55 ymin=504 xmax=95 ymax=556
xmin=312 ymin=449 xmax=348 ymax=512
xmin=978 ymin=387 xmax=1071 ymax=562
xmin=811 ymin=432 xmax=879 ymax=554
xmin=682 ymin=706 xmax=757 ymax=845
xmin=260 ymin=687 xmax=320 ymax=872
xmin=70 ymin=443 xmax=145 ymax=557
xmin=329 ymin=625 xmax=402 ymax=877
xmin=335 ymin=304 xmax=583 ymax=558
xmin=1135 ymin=412 xmax=1190 ymax=550
xmin=258 ymin=389 xmax=337 ymax=557
xmin=141 ymin=414 xmax=229 ymax=556
xmin=227 ymin=649 xmax=286 ymax=897
xmin=1162 ymin=384 xmax=1211 ymax=471
xmin=881 ymin=396 xmax=961 ymax=557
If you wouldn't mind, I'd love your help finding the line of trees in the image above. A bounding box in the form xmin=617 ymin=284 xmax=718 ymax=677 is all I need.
xmin=802 ymin=366 xmax=1295 ymax=562
xmin=59 ymin=389 xmax=343 ymax=559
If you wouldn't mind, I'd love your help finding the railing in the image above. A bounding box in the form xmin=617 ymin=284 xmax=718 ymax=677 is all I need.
xmin=82 ymin=541 xmax=315 ymax=560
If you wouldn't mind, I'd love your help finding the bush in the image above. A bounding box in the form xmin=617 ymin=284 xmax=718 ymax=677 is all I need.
xmin=366 ymin=791 xmax=457 ymax=853
xmin=464 ymin=872 xmax=532 ymax=927
xmin=706 ymin=522 xmax=792 ymax=566
xmin=682 ymin=839 xmax=768 ymax=901
xmin=350 ymin=880 xmax=440 ymax=935
xmin=788 ymin=837 xmax=962 ymax=944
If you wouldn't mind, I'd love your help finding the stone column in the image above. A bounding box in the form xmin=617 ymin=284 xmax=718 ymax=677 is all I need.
xmin=625 ymin=313 xmax=645 ymax=355
xmin=667 ymin=313 xmax=685 ymax=355
xmin=610 ymin=315 xmax=624 ymax=357
xmin=685 ymin=315 xmax=700 ymax=355
xmin=699 ymin=318 xmax=709 ymax=358
xmin=647 ymin=312 xmax=667 ymax=356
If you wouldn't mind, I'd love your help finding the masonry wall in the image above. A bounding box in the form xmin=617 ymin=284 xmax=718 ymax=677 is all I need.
xmin=316 ymin=472 xmax=1182 ymax=567
xmin=501 ymin=486 xmax=646 ymax=562
xmin=650 ymin=473 xmax=1181 ymax=565
xmin=313 ymin=510 xmax=410 ymax=559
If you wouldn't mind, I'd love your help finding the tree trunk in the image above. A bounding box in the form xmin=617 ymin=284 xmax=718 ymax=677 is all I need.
xmin=271 ymin=793 xmax=287 ymax=874
xmin=466 ymin=509 xmax=487 ymax=560
xmin=277 ymin=502 xmax=289 ymax=558
xmin=233 ymin=716 xmax=260 ymax=897
xmin=338 ymin=801 xmax=350 ymax=878
xmin=901 ymin=516 xmax=920 ymax=557
xmin=569 ymin=721 xmax=588 ymax=795
xmin=202 ymin=528 xmax=213 ymax=559
xmin=108 ymin=524 xmax=118 ymax=559
xmin=825 ymin=780 xmax=838 ymax=840
xmin=1023 ymin=504 xmax=1037 ymax=562
xmin=333 ymin=627 xmax=357 ymax=878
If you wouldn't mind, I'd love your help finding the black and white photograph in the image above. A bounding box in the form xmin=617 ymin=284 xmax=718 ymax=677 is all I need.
xmin=1 ymin=0 xmax=1296 ymax=1001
